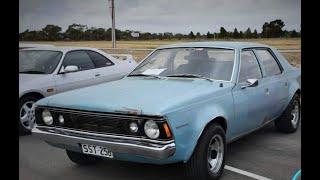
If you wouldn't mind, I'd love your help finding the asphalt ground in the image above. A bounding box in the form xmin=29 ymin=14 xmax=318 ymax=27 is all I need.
xmin=19 ymin=123 xmax=301 ymax=180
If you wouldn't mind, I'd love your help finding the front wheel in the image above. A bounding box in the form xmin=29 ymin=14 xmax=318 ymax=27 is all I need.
xmin=19 ymin=95 xmax=39 ymax=135
xmin=184 ymin=123 xmax=226 ymax=180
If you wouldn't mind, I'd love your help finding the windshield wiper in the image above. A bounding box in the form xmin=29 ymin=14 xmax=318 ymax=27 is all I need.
xmin=19 ymin=70 xmax=46 ymax=74
xmin=166 ymin=74 xmax=214 ymax=82
xmin=127 ymin=74 xmax=163 ymax=79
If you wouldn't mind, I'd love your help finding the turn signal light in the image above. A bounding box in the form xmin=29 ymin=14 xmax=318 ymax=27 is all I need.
xmin=163 ymin=123 xmax=172 ymax=138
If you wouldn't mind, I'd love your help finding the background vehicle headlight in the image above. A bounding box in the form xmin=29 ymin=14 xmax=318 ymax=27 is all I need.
xmin=144 ymin=120 xmax=160 ymax=139
xmin=42 ymin=109 xmax=53 ymax=125
xmin=129 ymin=122 xmax=138 ymax=133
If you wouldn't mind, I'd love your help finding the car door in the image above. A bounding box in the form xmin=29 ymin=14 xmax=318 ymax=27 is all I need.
xmin=254 ymin=49 xmax=289 ymax=120
xmin=53 ymin=50 xmax=97 ymax=93
xmin=231 ymin=49 xmax=270 ymax=136
xmin=85 ymin=50 xmax=126 ymax=84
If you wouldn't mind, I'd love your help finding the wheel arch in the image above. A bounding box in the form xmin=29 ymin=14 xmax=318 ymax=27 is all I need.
xmin=184 ymin=116 xmax=228 ymax=162
xmin=19 ymin=92 xmax=45 ymax=101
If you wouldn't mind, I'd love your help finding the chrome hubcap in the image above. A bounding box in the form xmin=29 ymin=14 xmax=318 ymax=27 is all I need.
xmin=291 ymin=100 xmax=300 ymax=127
xmin=207 ymin=134 xmax=224 ymax=174
xmin=20 ymin=101 xmax=36 ymax=130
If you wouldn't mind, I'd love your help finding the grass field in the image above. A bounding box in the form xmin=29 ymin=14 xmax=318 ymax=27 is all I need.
xmin=21 ymin=38 xmax=301 ymax=67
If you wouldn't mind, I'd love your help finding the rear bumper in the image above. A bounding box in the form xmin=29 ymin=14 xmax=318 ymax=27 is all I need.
xmin=32 ymin=126 xmax=175 ymax=160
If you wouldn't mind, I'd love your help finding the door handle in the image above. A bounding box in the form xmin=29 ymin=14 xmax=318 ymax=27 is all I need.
xmin=285 ymin=82 xmax=288 ymax=87
xmin=95 ymin=73 xmax=100 ymax=77
xmin=265 ymin=88 xmax=270 ymax=95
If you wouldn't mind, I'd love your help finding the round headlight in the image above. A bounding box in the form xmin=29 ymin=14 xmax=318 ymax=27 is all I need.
xmin=42 ymin=109 xmax=53 ymax=125
xmin=129 ymin=122 xmax=138 ymax=133
xmin=58 ymin=115 xmax=64 ymax=124
xmin=144 ymin=120 xmax=160 ymax=139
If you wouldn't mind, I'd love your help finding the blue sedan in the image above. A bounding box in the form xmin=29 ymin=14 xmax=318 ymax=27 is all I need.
xmin=32 ymin=42 xmax=301 ymax=180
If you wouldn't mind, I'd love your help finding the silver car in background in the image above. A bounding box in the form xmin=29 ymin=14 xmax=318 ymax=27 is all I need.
xmin=19 ymin=46 xmax=137 ymax=134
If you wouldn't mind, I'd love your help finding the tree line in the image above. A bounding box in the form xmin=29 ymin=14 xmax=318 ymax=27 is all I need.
xmin=19 ymin=19 xmax=300 ymax=41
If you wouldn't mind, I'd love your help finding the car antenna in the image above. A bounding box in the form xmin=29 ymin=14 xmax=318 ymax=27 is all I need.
xmin=219 ymin=82 xmax=223 ymax=87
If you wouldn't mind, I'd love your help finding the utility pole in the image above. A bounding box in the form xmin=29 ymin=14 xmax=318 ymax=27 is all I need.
xmin=110 ymin=0 xmax=116 ymax=48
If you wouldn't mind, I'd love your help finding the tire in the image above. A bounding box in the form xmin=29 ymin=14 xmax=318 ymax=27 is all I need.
xmin=184 ymin=123 xmax=226 ymax=180
xmin=19 ymin=95 xmax=40 ymax=135
xmin=274 ymin=93 xmax=300 ymax=133
xmin=66 ymin=150 xmax=102 ymax=165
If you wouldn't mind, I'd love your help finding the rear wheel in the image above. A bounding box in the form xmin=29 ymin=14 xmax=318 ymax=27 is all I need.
xmin=184 ymin=123 xmax=226 ymax=180
xmin=275 ymin=93 xmax=300 ymax=133
xmin=66 ymin=150 xmax=102 ymax=165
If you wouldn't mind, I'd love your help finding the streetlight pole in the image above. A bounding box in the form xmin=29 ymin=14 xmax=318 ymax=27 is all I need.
xmin=111 ymin=0 xmax=116 ymax=48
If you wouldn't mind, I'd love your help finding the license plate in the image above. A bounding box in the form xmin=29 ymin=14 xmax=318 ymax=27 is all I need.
xmin=81 ymin=144 xmax=114 ymax=158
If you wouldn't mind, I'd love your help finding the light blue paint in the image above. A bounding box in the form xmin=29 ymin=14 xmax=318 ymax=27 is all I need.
xmin=292 ymin=169 xmax=301 ymax=180
xmin=36 ymin=42 xmax=301 ymax=164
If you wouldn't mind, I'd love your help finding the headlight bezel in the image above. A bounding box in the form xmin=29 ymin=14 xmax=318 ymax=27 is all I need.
xmin=42 ymin=109 xmax=53 ymax=125
xmin=144 ymin=120 xmax=160 ymax=139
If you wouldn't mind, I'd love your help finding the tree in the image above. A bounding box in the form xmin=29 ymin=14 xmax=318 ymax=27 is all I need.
xmin=196 ymin=32 xmax=201 ymax=39
xmin=253 ymin=29 xmax=258 ymax=38
xmin=65 ymin=23 xmax=87 ymax=41
xmin=262 ymin=19 xmax=285 ymax=38
xmin=233 ymin=28 xmax=239 ymax=39
xmin=291 ymin=30 xmax=298 ymax=38
xmin=239 ymin=31 xmax=243 ymax=38
xmin=189 ymin=31 xmax=195 ymax=39
xmin=245 ymin=28 xmax=252 ymax=38
xmin=219 ymin=27 xmax=227 ymax=39
xmin=206 ymin=31 xmax=212 ymax=39
xmin=42 ymin=25 xmax=62 ymax=41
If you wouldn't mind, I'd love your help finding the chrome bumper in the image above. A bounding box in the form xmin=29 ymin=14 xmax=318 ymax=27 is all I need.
xmin=32 ymin=126 xmax=175 ymax=159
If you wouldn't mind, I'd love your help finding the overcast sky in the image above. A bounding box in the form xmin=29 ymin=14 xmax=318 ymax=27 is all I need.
xmin=19 ymin=0 xmax=301 ymax=34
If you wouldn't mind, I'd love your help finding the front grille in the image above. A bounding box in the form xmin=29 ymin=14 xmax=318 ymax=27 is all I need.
xmin=35 ymin=107 xmax=170 ymax=140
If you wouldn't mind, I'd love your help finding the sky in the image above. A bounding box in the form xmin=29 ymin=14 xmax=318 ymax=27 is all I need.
xmin=19 ymin=0 xmax=301 ymax=34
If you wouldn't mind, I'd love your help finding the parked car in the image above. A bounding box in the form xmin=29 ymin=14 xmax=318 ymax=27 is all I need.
xmin=19 ymin=46 xmax=137 ymax=134
xmin=32 ymin=42 xmax=301 ymax=180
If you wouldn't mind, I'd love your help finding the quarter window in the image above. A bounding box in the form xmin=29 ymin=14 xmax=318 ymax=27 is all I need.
xmin=255 ymin=49 xmax=281 ymax=77
xmin=86 ymin=50 xmax=114 ymax=68
xmin=238 ymin=50 xmax=262 ymax=83
xmin=63 ymin=51 xmax=95 ymax=71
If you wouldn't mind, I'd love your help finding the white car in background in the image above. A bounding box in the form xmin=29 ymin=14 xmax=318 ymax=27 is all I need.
xmin=19 ymin=46 xmax=137 ymax=134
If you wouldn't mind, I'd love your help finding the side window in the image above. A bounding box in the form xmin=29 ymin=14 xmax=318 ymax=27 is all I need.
xmin=255 ymin=49 xmax=281 ymax=77
xmin=63 ymin=51 xmax=95 ymax=71
xmin=238 ymin=50 xmax=262 ymax=83
xmin=86 ymin=50 xmax=114 ymax=68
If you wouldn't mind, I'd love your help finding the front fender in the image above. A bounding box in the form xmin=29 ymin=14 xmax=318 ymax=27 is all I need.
xmin=165 ymin=93 xmax=234 ymax=163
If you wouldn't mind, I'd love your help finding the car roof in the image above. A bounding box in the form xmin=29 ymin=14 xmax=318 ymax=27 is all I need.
xmin=157 ymin=41 xmax=271 ymax=50
xmin=20 ymin=46 xmax=100 ymax=53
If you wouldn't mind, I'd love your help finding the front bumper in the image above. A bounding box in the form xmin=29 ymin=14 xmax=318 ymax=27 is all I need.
xmin=32 ymin=125 xmax=175 ymax=159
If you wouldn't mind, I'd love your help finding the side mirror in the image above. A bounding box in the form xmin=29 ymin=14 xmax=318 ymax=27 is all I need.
xmin=60 ymin=65 xmax=79 ymax=73
xmin=241 ymin=78 xmax=258 ymax=89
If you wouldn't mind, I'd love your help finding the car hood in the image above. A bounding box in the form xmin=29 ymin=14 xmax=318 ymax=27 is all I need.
xmin=36 ymin=77 xmax=233 ymax=115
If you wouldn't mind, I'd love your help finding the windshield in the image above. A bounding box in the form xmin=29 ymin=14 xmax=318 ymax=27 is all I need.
xmin=19 ymin=50 xmax=63 ymax=74
xmin=129 ymin=47 xmax=235 ymax=81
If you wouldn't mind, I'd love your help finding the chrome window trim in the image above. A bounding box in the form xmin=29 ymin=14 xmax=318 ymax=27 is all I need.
xmin=128 ymin=47 xmax=236 ymax=83
xmin=253 ymin=48 xmax=284 ymax=77
xmin=236 ymin=48 xmax=263 ymax=84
